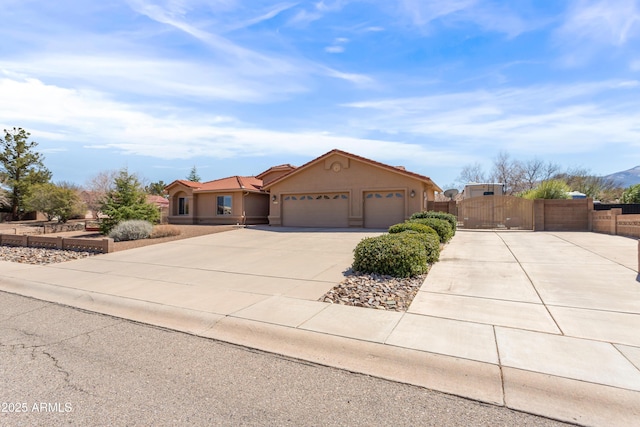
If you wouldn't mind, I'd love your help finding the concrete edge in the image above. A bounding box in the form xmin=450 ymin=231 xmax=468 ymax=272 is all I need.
xmin=503 ymin=367 xmax=640 ymax=426
xmin=3 ymin=276 xmax=640 ymax=425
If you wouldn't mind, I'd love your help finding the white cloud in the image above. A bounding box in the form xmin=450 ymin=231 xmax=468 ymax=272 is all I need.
xmin=558 ymin=0 xmax=640 ymax=46
xmin=399 ymin=0 xmax=477 ymax=26
xmin=0 ymin=75 xmax=459 ymax=167
xmin=325 ymin=46 xmax=345 ymax=53
xmin=343 ymin=81 xmax=640 ymax=154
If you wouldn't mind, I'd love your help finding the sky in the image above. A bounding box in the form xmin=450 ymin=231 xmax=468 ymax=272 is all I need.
xmin=1 ymin=0 xmax=640 ymax=190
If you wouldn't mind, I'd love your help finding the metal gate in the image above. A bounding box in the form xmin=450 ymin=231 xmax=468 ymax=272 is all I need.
xmin=457 ymin=195 xmax=534 ymax=230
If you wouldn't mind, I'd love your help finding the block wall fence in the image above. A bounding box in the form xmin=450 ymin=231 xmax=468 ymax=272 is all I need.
xmin=0 ymin=234 xmax=114 ymax=253
xmin=428 ymin=198 xmax=640 ymax=238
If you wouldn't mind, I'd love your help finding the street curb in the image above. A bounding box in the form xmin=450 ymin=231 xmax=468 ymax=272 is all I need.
xmin=1 ymin=276 xmax=639 ymax=426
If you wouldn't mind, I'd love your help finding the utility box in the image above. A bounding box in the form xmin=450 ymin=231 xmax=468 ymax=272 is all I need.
xmin=462 ymin=183 xmax=505 ymax=199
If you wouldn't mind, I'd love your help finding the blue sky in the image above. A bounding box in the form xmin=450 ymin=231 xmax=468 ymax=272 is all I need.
xmin=1 ymin=0 xmax=639 ymax=190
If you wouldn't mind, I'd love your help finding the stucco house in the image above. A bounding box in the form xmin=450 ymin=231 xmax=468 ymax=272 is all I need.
xmin=165 ymin=176 xmax=269 ymax=225
xmin=166 ymin=149 xmax=442 ymax=228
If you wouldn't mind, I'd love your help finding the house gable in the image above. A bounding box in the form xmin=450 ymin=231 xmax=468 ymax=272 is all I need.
xmin=264 ymin=149 xmax=442 ymax=228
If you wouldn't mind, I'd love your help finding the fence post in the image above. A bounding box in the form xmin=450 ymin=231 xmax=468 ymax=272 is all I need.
xmin=57 ymin=236 xmax=64 ymax=249
xmin=610 ymin=208 xmax=622 ymax=236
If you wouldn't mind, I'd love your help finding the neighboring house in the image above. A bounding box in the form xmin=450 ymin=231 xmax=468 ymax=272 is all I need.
xmin=147 ymin=194 xmax=170 ymax=223
xmin=166 ymin=149 xmax=442 ymax=228
xmin=165 ymin=176 xmax=269 ymax=225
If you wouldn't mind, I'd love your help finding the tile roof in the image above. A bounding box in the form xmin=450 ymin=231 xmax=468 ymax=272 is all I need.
xmin=256 ymin=164 xmax=297 ymax=179
xmin=196 ymin=176 xmax=263 ymax=192
xmin=146 ymin=194 xmax=170 ymax=207
xmin=165 ymin=179 xmax=202 ymax=190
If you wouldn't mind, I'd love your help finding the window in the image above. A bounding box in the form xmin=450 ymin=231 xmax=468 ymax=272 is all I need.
xmin=217 ymin=195 xmax=232 ymax=215
xmin=178 ymin=197 xmax=189 ymax=215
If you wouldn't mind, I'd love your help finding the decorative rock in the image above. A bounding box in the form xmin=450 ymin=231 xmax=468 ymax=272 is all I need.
xmin=319 ymin=272 xmax=427 ymax=312
xmin=0 ymin=245 xmax=96 ymax=265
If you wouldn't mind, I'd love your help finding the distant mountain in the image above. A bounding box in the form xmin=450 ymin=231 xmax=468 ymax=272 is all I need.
xmin=603 ymin=166 xmax=640 ymax=188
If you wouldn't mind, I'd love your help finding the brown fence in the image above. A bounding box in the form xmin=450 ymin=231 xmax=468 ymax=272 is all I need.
xmin=0 ymin=234 xmax=114 ymax=253
xmin=457 ymin=196 xmax=534 ymax=230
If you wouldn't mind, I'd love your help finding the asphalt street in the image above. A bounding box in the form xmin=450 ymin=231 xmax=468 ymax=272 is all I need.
xmin=0 ymin=291 xmax=571 ymax=427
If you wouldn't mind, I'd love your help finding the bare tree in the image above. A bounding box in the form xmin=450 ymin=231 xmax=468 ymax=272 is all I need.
xmin=555 ymin=167 xmax=619 ymax=200
xmin=456 ymin=162 xmax=487 ymax=186
xmin=490 ymin=152 xmax=525 ymax=195
xmin=83 ymin=170 xmax=118 ymax=219
xmin=521 ymin=158 xmax=562 ymax=191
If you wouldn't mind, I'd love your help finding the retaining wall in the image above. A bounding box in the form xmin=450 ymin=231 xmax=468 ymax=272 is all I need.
xmin=0 ymin=234 xmax=114 ymax=253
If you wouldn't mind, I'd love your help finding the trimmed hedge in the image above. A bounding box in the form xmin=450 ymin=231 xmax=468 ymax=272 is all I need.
xmin=352 ymin=233 xmax=428 ymax=278
xmin=398 ymin=230 xmax=440 ymax=264
xmin=388 ymin=222 xmax=439 ymax=240
xmin=410 ymin=211 xmax=457 ymax=234
xmin=409 ymin=218 xmax=453 ymax=243
xmin=108 ymin=220 xmax=153 ymax=242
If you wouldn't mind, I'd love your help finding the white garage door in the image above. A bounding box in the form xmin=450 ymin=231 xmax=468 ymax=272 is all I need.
xmin=364 ymin=191 xmax=405 ymax=229
xmin=282 ymin=193 xmax=349 ymax=227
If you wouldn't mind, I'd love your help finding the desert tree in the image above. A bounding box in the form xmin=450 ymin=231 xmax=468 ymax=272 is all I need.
xmin=99 ymin=169 xmax=160 ymax=234
xmin=186 ymin=166 xmax=201 ymax=182
xmin=145 ymin=180 xmax=168 ymax=196
xmin=0 ymin=127 xmax=52 ymax=219
xmin=25 ymin=182 xmax=85 ymax=223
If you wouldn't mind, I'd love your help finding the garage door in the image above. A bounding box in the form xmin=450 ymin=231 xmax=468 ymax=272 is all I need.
xmin=282 ymin=193 xmax=349 ymax=227
xmin=364 ymin=191 xmax=405 ymax=228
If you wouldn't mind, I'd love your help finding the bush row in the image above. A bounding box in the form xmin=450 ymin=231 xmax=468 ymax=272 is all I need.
xmin=352 ymin=212 xmax=455 ymax=278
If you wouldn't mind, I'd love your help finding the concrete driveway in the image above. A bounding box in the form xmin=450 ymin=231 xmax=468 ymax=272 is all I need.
xmin=1 ymin=226 xmax=639 ymax=426
xmin=0 ymin=226 xmax=382 ymax=316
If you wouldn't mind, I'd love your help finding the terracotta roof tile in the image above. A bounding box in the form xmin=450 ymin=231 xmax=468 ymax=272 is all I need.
xmin=196 ymin=176 xmax=263 ymax=192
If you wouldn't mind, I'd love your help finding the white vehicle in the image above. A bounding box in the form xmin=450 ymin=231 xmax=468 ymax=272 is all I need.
xmin=462 ymin=183 xmax=505 ymax=199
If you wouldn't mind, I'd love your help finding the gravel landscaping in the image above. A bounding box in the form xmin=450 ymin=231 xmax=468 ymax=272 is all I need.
xmin=320 ymin=272 xmax=428 ymax=312
xmin=0 ymin=245 xmax=96 ymax=265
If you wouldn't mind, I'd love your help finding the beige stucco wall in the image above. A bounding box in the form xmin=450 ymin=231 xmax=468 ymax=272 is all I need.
xmin=267 ymin=153 xmax=435 ymax=227
xmin=168 ymin=190 xmax=269 ymax=225
xmin=243 ymin=192 xmax=270 ymax=224
xmin=168 ymin=189 xmax=195 ymax=224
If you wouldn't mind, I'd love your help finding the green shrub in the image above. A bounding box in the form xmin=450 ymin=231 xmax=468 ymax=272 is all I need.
xmin=388 ymin=222 xmax=439 ymax=240
xmin=108 ymin=220 xmax=153 ymax=242
xmin=352 ymin=233 xmax=428 ymax=278
xmin=398 ymin=230 xmax=440 ymax=264
xmin=410 ymin=211 xmax=457 ymax=234
xmin=408 ymin=218 xmax=453 ymax=243
xmin=622 ymin=184 xmax=640 ymax=204
xmin=519 ymin=180 xmax=570 ymax=200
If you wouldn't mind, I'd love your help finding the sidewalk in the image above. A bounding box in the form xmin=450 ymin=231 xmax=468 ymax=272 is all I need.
xmin=0 ymin=227 xmax=638 ymax=426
